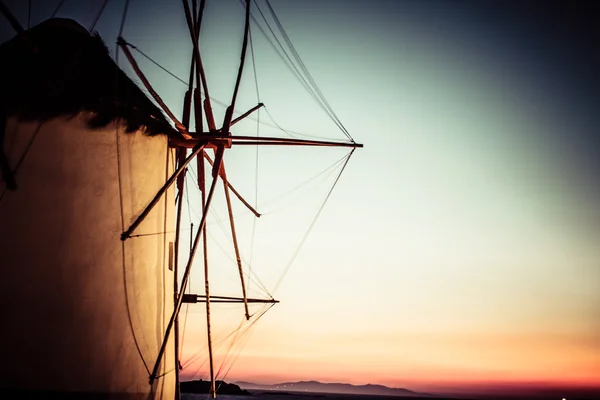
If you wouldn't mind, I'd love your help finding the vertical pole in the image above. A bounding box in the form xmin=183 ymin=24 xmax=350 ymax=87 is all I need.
xmin=198 ymin=152 xmax=216 ymax=398
xmin=172 ymin=148 xmax=187 ymax=400
xmin=175 ymin=53 xmax=194 ymax=397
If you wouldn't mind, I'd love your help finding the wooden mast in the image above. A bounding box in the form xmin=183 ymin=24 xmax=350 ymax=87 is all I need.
xmin=173 ymin=148 xmax=186 ymax=400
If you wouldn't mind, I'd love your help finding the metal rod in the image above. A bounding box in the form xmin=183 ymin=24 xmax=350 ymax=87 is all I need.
xmin=193 ymin=299 xmax=279 ymax=303
xmin=171 ymin=135 xmax=363 ymax=149
xmin=220 ymin=161 xmax=250 ymax=320
xmin=223 ymin=140 xmax=363 ymax=147
xmin=0 ymin=1 xmax=25 ymax=35
xmin=121 ymin=142 xmax=204 ymax=241
xmin=148 ymin=145 xmax=225 ymax=386
xmin=221 ymin=0 xmax=251 ymax=131
xmin=184 ymin=294 xmax=279 ymax=303
xmin=230 ymin=103 xmax=264 ymax=127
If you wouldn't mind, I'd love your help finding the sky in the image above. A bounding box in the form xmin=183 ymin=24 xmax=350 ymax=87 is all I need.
xmin=2 ymin=0 xmax=599 ymax=397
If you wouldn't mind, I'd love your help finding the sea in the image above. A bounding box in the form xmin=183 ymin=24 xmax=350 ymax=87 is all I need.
xmin=181 ymin=390 xmax=593 ymax=400
xmin=180 ymin=392 xmax=471 ymax=400
xmin=181 ymin=392 xmax=495 ymax=400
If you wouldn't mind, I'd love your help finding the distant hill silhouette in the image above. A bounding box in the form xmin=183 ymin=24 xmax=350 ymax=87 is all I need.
xmin=235 ymin=380 xmax=428 ymax=397
xmin=181 ymin=379 xmax=250 ymax=395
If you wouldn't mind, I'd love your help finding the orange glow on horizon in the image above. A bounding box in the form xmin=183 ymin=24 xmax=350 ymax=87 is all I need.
xmin=180 ymin=326 xmax=600 ymax=395
xmin=180 ymin=348 xmax=600 ymax=393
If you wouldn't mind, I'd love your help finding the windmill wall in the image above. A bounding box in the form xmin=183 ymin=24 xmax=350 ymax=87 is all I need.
xmin=0 ymin=114 xmax=176 ymax=399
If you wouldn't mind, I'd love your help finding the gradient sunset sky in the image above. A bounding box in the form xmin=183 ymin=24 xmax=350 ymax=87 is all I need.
xmin=2 ymin=0 xmax=599 ymax=397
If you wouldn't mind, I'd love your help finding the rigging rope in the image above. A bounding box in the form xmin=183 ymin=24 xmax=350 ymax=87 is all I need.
xmin=199 ymin=307 xmax=261 ymax=382
xmin=263 ymin=105 xmax=343 ymax=141
xmin=248 ymin=0 xmax=354 ymax=142
xmin=182 ymin=301 xmax=272 ymax=380
xmin=126 ymin=41 xmax=189 ymax=85
xmin=272 ymin=148 xmax=355 ymax=293
xmin=209 ymin=202 xmax=271 ymax=296
xmin=51 ymin=0 xmax=65 ymax=18
xmin=249 ymin=1 xmax=322 ymax=112
xmin=113 ymin=0 xmax=151 ymax=376
xmin=112 ymin=39 xmax=337 ymax=142
xmin=185 ymin=148 xmax=354 ymax=299
xmin=12 ymin=122 xmax=42 ymax=179
xmin=258 ymin=149 xmax=351 ymax=213
xmin=180 ymin=166 xmax=271 ymax=295
xmin=203 ymin=212 xmax=272 ymax=298
xmin=220 ymin=308 xmax=274 ymax=382
xmin=263 ymin=0 xmax=354 ymax=142
xmin=215 ymin=303 xmax=273 ymax=383
xmin=89 ymin=0 xmax=108 ymax=31
xmin=185 ymin=313 xmax=246 ymax=378
xmin=128 ymin=228 xmax=191 ymax=238
xmin=215 ymin=316 xmax=247 ymax=380
xmin=117 ymin=0 xmax=129 ymax=38
xmin=0 ymin=122 xmax=43 ymax=205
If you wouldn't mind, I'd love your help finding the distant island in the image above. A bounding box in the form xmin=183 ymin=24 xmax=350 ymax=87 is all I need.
xmin=235 ymin=380 xmax=427 ymax=397
xmin=180 ymin=379 xmax=250 ymax=395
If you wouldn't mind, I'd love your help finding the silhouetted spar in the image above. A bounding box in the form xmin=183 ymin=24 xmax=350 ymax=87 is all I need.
xmin=182 ymin=295 xmax=280 ymax=304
